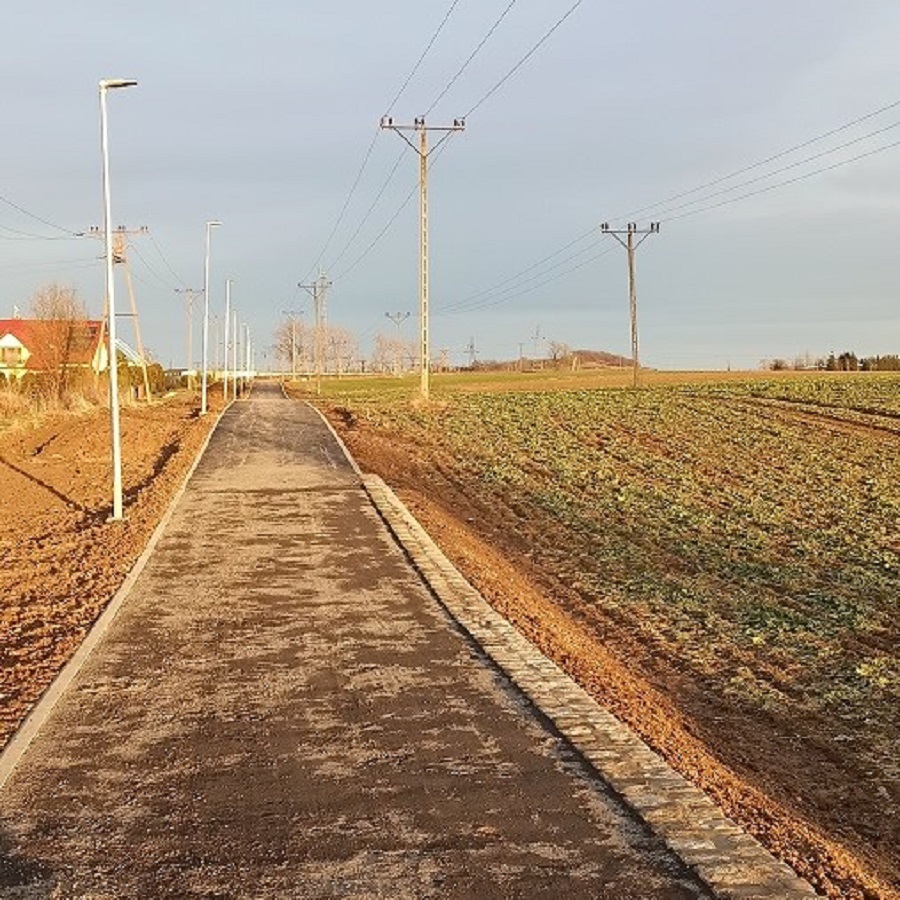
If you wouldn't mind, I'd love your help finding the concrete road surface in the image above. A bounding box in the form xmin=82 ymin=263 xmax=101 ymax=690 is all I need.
xmin=0 ymin=383 xmax=712 ymax=898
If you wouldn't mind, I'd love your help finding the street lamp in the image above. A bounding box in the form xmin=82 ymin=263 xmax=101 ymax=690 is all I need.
xmin=223 ymin=278 xmax=233 ymax=401
xmin=201 ymin=219 xmax=221 ymax=414
xmin=99 ymin=77 xmax=137 ymax=521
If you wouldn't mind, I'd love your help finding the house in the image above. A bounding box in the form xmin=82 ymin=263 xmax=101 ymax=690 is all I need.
xmin=0 ymin=318 xmax=107 ymax=382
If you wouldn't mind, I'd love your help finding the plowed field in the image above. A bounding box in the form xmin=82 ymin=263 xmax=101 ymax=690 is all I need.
xmin=0 ymin=390 xmax=223 ymax=752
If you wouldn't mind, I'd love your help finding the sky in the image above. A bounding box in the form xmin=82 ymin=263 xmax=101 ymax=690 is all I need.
xmin=2 ymin=1 xmax=899 ymax=371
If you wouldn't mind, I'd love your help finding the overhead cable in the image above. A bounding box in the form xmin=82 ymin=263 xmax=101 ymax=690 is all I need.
xmin=300 ymin=0 xmax=462 ymax=283
xmin=425 ymin=0 xmax=519 ymax=116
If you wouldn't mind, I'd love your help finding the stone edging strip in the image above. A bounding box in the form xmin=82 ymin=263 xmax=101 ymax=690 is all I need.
xmin=0 ymin=400 xmax=232 ymax=791
xmin=362 ymin=473 xmax=817 ymax=900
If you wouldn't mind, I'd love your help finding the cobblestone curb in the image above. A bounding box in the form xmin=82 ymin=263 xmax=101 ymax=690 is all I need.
xmin=362 ymin=473 xmax=817 ymax=900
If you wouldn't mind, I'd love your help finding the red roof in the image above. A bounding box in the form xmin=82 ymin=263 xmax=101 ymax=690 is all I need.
xmin=0 ymin=319 xmax=103 ymax=370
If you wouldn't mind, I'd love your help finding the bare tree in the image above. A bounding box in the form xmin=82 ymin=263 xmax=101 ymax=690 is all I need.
xmin=548 ymin=340 xmax=571 ymax=365
xmin=28 ymin=283 xmax=87 ymax=401
xmin=326 ymin=326 xmax=358 ymax=376
xmin=274 ymin=318 xmax=312 ymax=376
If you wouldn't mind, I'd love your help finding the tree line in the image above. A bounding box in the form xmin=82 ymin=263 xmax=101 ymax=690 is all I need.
xmin=765 ymin=352 xmax=900 ymax=372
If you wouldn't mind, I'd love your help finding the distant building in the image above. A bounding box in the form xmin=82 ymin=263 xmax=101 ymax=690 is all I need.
xmin=0 ymin=318 xmax=112 ymax=382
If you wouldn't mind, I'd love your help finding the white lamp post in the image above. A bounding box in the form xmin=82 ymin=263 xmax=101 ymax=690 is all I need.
xmin=223 ymin=278 xmax=232 ymax=401
xmin=99 ymin=77 xmax=137 ymax=521
xmin=201 ymin=219 xmax=221 ymax=414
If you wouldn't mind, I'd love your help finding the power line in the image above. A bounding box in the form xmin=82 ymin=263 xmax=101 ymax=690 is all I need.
xmin=324 ymin=1 xmax=580 ymax=288
xmin=325 ymin=148 xmax=406 ymax=272
xmin=332 ymin=0 xmax=585 ymax=284
xmin=0 ymin=192 xmax=83 ymax=237
xmin=664 ymin=135 xmax=900 ymax=223
xmin=465 ymin=0 xmax=585 ymax=118
xmin=148 ymin=233 xmax=188 ymax=288
xmin=300 ymin=0 xmax=462 ymax=284
xmin=385 ymin=0 xmax=462 ymax=116
xmin=450 ymin=133 xmax=900 ymax=316
xmin=0 ymin=256 xmax=101 ymax=273
xmin=0 ymin=224 xmax=81 ymax=241
xmin=439 ymin=226 xmax=600 ymax=312
xmin=446 ymin=96 xmax=900 ymax=314
xmin=333 ymin=136 xmax=457 ymax=281
xmin=129 ymin=241 xmax=180 ymax=292
xmin=624 ymin=96 xmax=900 ymax=220
xmin=438 ymin=245 xmax=616 ymax=316
xmin=649 ymin=118 xmax=900 ymax=221
xmin=425 ymin=0 xmax=518 ymax=116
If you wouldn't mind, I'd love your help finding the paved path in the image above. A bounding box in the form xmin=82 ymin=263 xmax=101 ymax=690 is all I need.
xmin=0 ymin=385 xmax=715 ymax=898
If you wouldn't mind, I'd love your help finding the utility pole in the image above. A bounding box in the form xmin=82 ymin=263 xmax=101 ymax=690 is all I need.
xmin=385 ymin=311 xmax=410 ymax=375
xmin=281 ymin=310 xmax=302 ymax=378
xmin=89 ymin=224 xmax=152 ymax=401
xmin=531 ymin=324 xmax=543 ymax=367
xmin=298 ymin=271 xmax=332 ymax=392
xmin=380 ymin=115 xmax=466 ymax=401
xmin=175 ymin=288 xmax=202 ymax=387
xmin=518 ymin=342 xmax=525 ymax=372
xmin=465 ymin=336 xmax=478 ymax=369
xmin=600 ymin=222 xmax=660 ymax=388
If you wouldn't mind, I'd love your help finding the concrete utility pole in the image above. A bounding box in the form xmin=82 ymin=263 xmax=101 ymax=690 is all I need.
xmin=89 ymin=225 xmax=152 ymax=402
xmin=298 ymin=272 xmax=332 ymax=392
xmin=531 ymin=324 xmax=543 ymax=364
xmin=380 ymin=115 xmax=466 ymax=401
xmin=465 ymin=336 xmax=477 ymax=369
xmin=175 ymin=288 xmax=202 ymax=386
xmin=600 ymin=222 xmax=660 ymax=388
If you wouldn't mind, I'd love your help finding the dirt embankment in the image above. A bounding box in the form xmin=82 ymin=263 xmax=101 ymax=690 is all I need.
xmin=0 ymin=391 xmax=224 ymax=751
xmin=329 ymin=413 xmax=898 ymax=900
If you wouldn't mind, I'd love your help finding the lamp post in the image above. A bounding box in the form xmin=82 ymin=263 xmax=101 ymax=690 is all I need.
xmin=201 ymin=219 xmax=221 ymax=414
xmin=99 ymin=77 xmax=137 ymax=521
xmin=223 ymin=278 xmax=232 ymax=401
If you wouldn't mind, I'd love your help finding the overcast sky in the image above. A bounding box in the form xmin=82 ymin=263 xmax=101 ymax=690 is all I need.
xmin=2 ymin=1 xmax=899 ymax=370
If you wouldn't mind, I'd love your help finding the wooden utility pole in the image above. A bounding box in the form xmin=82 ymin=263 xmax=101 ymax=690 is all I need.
xmin=600 ymin=222 xmax=660 ymax=387
xmin=380 ymin=115 xmax=465 ymax=401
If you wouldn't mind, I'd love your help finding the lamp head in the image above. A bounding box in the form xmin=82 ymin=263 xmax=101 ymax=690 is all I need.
xmin=100 ymin=79 xmax=138 ymax=91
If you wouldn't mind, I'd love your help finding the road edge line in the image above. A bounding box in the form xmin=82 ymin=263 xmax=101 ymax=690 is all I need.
xmin=0 ymin=401 xmax=231 ymax=791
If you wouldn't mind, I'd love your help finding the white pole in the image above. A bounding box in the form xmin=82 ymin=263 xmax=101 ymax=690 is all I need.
xmin=232 ymin=309 xmax=239 ymax=399
xmin=223 ymin=278 xmax=231 ymax=401
xmin=99 ymin=78 xmax=137 ymax=521
xmin=201 ymin=220 xmax=220 ymax=414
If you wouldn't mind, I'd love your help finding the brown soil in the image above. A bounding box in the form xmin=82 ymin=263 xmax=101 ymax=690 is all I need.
xmin=0 ymin=390 xmax=223 ymax=752
xmin=330 ymin=415 xmax=899 ymax=900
